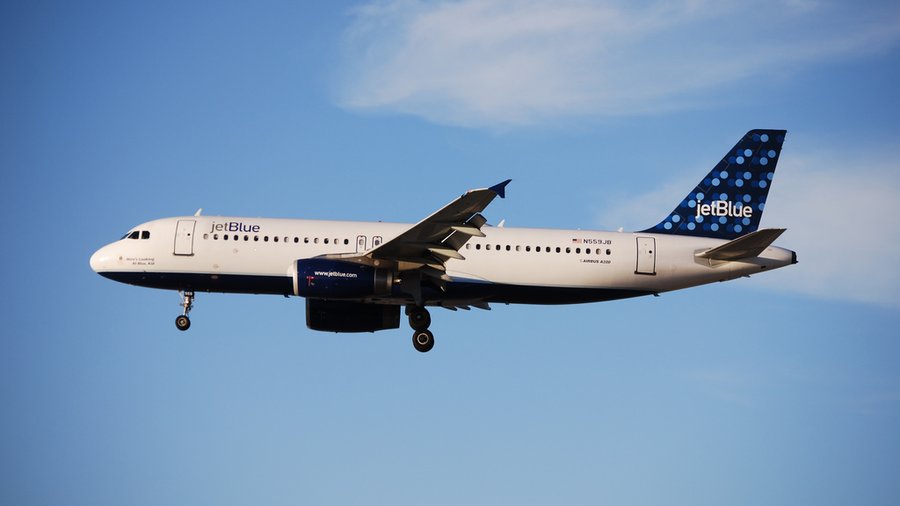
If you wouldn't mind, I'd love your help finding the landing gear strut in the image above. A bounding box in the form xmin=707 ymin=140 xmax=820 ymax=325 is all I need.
xmin=407 ymin=305 xmax=434 ymax=352
xmin=175 ymin=291 xmax=194 ymax=331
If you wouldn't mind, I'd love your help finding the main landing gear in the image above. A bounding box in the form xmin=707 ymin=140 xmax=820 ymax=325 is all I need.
xmin=175 ymin=291 xmax=194 ymax=331
xmin=407 ymin=305 xmax=434 ymax=353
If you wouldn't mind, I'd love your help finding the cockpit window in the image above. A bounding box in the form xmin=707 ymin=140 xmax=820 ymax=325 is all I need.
xmin=121 ymin=230 xmax=150 ymax=240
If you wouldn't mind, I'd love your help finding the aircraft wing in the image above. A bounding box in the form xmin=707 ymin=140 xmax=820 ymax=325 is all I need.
xmin=367 ymin=179 xmax=511 ymax=271
xmin=323 ymin=180 xmax=510 ymax=277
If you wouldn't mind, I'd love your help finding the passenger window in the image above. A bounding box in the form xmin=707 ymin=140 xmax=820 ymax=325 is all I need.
xmin=536 ymin=246 xmax=541 ymax=252
xmin=264 ymin=236 xmax=269 ymax=242
xmin=224 ymin=235 xmax=229 ymax=241
xmin=213 ymin=234 xmax=219 ymax=240
xmin=526 ymin=246 xmax=531 ymax=252
xmin=324 ymin=238 xmax=329 ymax=244
xmin=476 ymin=244 xmax=482 ymax=250
xmin=254 ymin=236 xmax=259 ymax=242
xmin=244 ymin=235 xmax=249 ymax=241
xmin=606 ymin=249 xmax=612 ymax=255
xmin=203 ymin=233 xmax=209 ymax=240
xmin=274 ymin=236 xmax=279 ymax=243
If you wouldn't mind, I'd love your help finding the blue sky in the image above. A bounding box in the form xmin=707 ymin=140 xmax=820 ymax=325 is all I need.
xmin=3 ymin=1 xmax=900 ymax=504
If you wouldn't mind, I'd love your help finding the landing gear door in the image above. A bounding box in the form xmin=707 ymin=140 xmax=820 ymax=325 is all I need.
xmin=635 ymin=236 xmax=656 ymax=275
xmin=174 ymin=220 xmax=196 ymax=256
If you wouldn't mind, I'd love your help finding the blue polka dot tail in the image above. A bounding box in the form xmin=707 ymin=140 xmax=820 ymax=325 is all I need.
xmin=641 ymin=129 xmax=787 ymax=240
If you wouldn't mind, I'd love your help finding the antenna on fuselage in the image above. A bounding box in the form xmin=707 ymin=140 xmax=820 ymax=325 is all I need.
xmin=194 ymin=208 xmax=203 ymax=216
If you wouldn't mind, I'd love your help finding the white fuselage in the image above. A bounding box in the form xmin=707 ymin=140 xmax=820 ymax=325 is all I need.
xmin=90 ymin=215 xmax=795 ymax=305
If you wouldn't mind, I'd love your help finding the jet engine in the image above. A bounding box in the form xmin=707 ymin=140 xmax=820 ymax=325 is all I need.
xmin=305 ymin=299 xmax=400 ymax=333
xmin=295 ymin=259 xmax=393 ymax=299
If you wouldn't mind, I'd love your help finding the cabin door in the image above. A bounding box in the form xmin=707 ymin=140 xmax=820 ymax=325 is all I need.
xmin=174 ymin=220 xmax=196 ymax=256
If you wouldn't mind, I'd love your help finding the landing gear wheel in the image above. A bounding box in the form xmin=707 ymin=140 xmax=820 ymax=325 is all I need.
xmin=175 ymin=315 xmax=191 ymax=331
xmin=408 ymin=306 xmax=431 ymax=331
xmin=176 ymin=290 xmax=195 ymax=331
xmin=412 ymin=329 xmax=435 ymax=353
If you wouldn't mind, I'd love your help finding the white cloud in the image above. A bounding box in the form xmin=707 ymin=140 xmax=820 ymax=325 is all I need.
xmin=755 ymin=153 xmax=900 ymax=307
xmin=599 ymin=146 xmax=900 ymax=308
xmin=338 ymin=0 xmax=900 ymax=127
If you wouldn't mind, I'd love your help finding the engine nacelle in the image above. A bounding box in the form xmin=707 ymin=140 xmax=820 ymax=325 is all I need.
xmin=306 ymin=299 xmax=400 ymax=333
xmin=296 ymin=258 xmax=393 ymax=299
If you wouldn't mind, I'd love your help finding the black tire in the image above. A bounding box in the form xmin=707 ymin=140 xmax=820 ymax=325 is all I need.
xmin=412 ymin=329 xmax=435 ymax=353
xmin=408 ymin=306 xmax=431 ymax=331
xmin=175 ymin=315 xmax=191 ymax=331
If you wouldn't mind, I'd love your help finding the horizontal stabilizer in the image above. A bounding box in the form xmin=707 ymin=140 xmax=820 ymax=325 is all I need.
xmin=696 ymin=228 xmax=786 ymax=261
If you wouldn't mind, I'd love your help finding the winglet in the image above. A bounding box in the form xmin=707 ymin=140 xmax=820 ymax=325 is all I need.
xmin=489 ymin=179 xmax=512 ymax=199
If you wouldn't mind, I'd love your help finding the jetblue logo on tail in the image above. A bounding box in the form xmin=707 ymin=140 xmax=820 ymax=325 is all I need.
xmin=696 ymin=200 xmax=752 ymax=219
xmin=642 ymin=129 xmax=786 ymax=240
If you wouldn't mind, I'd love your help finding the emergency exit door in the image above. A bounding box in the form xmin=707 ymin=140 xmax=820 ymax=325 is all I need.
xmin=635 ymin=237 xmax=656 ymax=275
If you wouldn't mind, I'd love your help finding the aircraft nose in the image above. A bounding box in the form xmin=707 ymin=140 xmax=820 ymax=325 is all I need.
xmin=90 ymin=245 xmax=112 ymax=273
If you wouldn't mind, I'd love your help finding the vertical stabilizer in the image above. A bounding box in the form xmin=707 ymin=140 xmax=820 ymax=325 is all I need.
xmin=642 ymin=129 xmax=786 ymax=240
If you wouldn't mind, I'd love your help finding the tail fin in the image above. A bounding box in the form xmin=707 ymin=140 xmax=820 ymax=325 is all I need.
xmin=642 ymin=129 xmax=787 ymax=240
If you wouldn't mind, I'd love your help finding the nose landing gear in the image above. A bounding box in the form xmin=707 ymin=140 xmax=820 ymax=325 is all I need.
xmin=175 ymin=291 xmax=194 ymax=331
xmin=407 ymin=305 xmax=434 ymax=352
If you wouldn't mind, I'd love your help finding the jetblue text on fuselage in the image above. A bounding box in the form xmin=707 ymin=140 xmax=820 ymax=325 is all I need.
xmin=209 ymin=221 xmax=261 ymax=233
xmin=695 ymin=201 xmax=752 ymax=219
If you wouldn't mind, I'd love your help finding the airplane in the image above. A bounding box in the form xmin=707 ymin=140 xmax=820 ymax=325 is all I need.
xmin=90 ymin=129 xmax=797 ymax=352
